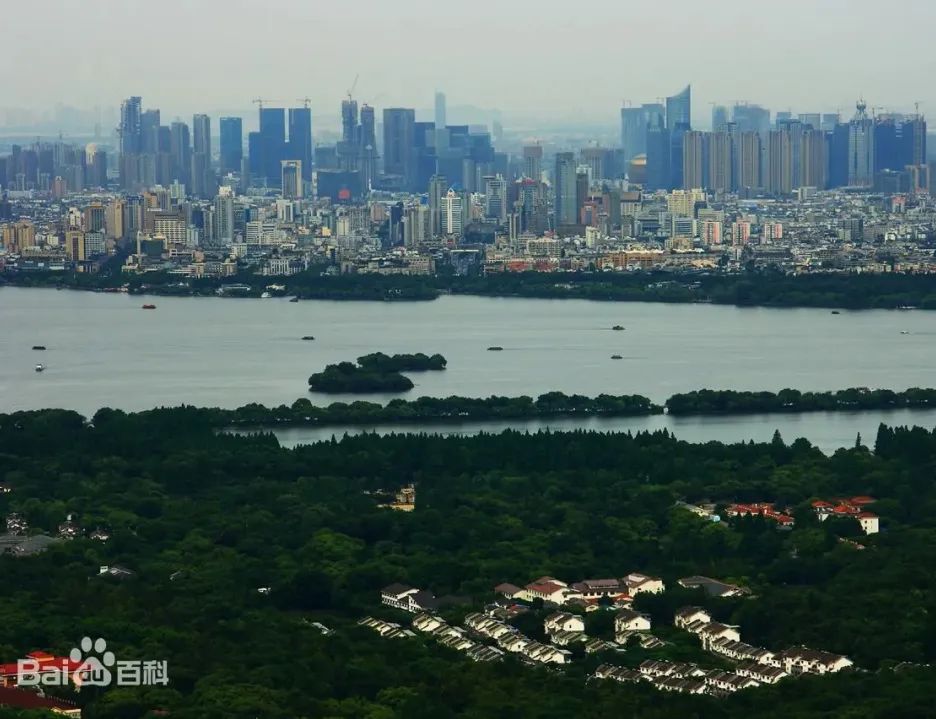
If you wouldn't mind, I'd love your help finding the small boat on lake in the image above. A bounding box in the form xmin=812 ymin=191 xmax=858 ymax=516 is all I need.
xmin=831 ymin=311 xmax=840 ymax=315
xmin=289 ymin=297 xmax=299 ymax=303
xmin=487 ymin=346 xmax=504 ymax=351
xmin=612 ymin=325 xmax=625 ymax=331
xmin=142 ymin=304 xmax=156 ymax=310
xmin=35 ymin=364 xmax=45 ymax=372
xmin=611 ymin=354 xmax=623 ymax=360
xmin=32 ymin=346 xmax=46 ymax=351
xmin=301 ymin=336 xmax=315 ymax=341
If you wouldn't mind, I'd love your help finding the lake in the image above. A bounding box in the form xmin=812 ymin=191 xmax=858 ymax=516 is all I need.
xmin=2 ymin=287 xmax=935 ymax=449
xmin=251 ymin=408 xmax=936 ymax=454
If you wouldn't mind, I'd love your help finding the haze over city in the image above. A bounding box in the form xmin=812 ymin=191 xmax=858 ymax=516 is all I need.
xmin=3 ymin=0 xmax=936 ymax=127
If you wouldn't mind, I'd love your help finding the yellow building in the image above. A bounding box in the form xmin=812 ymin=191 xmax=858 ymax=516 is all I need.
xmin=1 ymin=220 xmax=36 ymax=253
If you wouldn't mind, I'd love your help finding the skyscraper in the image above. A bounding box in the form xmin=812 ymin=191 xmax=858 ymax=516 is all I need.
xmin=646 ymin=124 xmax=671 ymax=191
xmin=288 ymin=107 xmax=313 ymax=181
xmin=735 ymin=131 xmax=761 ymax=192
xmin=259 ymin=107 xmax=287 ymax=186
xmin=281 ymin=160 xmax=302 ymax=199
xmin=554 ymin=152 xmax=578 ymax=227
xmin=341 ymin=100 xmax=358 ymax=145
xmin=170 ymin=121 xmax=191 ymax=187
xmin=219 ymin=117 xmax=243 ymax=174
xmin=383 ymin=108 xmax=415 ymax=188
xmin=428 ymin=174 xmax=448 ymax=238
xmin=708 ymin=131 xmax=733 ymax=192
xmin=191 ymin=114 xmax=212 ymax=197
xmin=522 ymin=144 xmax=543 ymax=180
xmin=801 ymin=128 xmax=828 ymax=189
xmin=119 ymin=96 xmax=143 ymax=188
xmin=847 ymin=100 xmax=874 ymax=187
xmin=666 ymin=85 xmax=691 ymax=130
xmin=766 ymin=129 xmax=793 ymax=195
xmin=682 ymin=131 xmax=707 ymax=189
xmin=484 ymin=174 xmax=508 ymax=223
xmin=434 ymin=92 xmax=447 ymax=129
xmin=733 ymin=104 xmax=770 ymax=134
xmin=359 ymin=104 xmax=377 ymax=191
xmin=440 ymin=188 xmax=464 ymax=236
xmin=621 ymin=103 xmax=664 ymax=161
xmin=712 ymin=105 xmax=729 ymax=132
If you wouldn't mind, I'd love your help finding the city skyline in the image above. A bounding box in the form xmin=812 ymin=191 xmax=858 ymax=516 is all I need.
xmin=3 ymin=0 xmax=935 ymax=127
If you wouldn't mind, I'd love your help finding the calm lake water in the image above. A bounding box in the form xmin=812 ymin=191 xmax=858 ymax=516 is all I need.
xmin=3 ymin=287 xmax=935 ymax=450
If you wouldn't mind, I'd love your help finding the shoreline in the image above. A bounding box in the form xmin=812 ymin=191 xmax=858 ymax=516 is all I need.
xmin=4 ymin=271 xmax=936 ymax=311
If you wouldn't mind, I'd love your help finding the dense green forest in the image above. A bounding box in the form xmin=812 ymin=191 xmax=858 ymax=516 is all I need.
xmin=666 ymin=387 xmax=936 ymax=415
xmin=7 ymin=267 xmax=936 ymax=310
xmin=1 ymin=408 xmax=936 ymax=717
xmin=221 ymin=392 xmax=661 ymax=427
xmin=307 ymin=353 xmax=448 ymax=394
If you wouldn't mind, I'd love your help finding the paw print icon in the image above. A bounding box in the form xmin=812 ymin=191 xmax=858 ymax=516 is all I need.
xmin=69 ymin=637 xmax=116 ymax=687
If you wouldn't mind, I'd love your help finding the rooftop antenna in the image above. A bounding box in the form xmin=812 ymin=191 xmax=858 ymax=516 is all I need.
xmin=297 ymin=97 xmax=312 ymax=109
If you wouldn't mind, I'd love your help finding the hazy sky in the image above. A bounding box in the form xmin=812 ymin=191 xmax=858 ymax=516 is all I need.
xmin=6 ymin=0 xmax=936 ymax=127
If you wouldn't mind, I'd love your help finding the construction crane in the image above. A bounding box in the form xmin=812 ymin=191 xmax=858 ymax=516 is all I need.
xmin=347 ymin=74 xmax=359 ymax=103
xmin=252 ymin=97 xmax=265 ymax=111
xmin=914 ymin=100 xmax=923 ymax=118
xmin=297 ymin=97 xmax=312 ymax=109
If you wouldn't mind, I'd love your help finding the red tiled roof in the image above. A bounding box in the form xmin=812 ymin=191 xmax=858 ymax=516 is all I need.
xmin=858 ymin=512 xmax=878 ymax=519
xmin=0 ymin=685 xmax=79 ymax=712
xmin=850 ymin=496 xmax=877 ymax=505
xmin=812 ymin=500 xmax=833 ymax=508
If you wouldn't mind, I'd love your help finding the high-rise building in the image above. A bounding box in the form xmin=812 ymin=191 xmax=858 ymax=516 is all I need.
xmin=281 ymin=160 xmax=302 ymax=199
xmin=666 ymin=85 xmax=691 ymax=130
xmin=192 ymin=114 xmax=212 ymax=198
xmin=621 ymin=103 xmax=664 ymax=161
xmin=434 ymin=92 xmax=447 ymax=129
xmin=554 ymin=152 xmax=578 ymax=227
xmin=428 ymin=174 xmax=448 ymax=238
xmin=404 ymin=202 xmax=428 ymax=248
xmin=440 ymin=188 xmax=464 ymax=236
xmin=735 ymin=131 xmax=761 ymax=192
xmin=522 ymin=144 xmax=543 ymax=180
xmin=682 ymin=131 xmax=707 ymax=190
xmin=383 ymin=108 xmax=415 ymax=188
xmin=257 ymin=107 xmax=287 ymax=186
xmin=341 ymin=100 xmax=358 ymax=146
xmin=213 ymin=186 xmax=235 ymax=244
xmin=288 ymin=107 xmax=313 ymax=181
xmin=219 ymin=117 xmax=243 ymax=174
xmin=766 ymin=129 xmax=793 ymax=195
xmin=708 ymin=131 xmax=733 ymax=192
xmin=646 ymin=124 xmax=671 ymax=191
xmin=169 ymin=121 xmax=191 ymax=187
xmin=484 ymin=174 xmax=508 ymax=223
xmin=801 ymin=128 xmax=828 ymax=189
xmin=712 ymin=105 xmax=729 ymax=132
xmin=798 ymin=113 xmax=821 ymax=130
xmin=733 ymin=104 xmax=770 ymax=135
xmin=359 ymin=104 xmax=378 ymax=190
xmin=821 ymin=113 xmax=840 ymax=132
xmin=119 ymin=96 xmax=143 ymax=188
xmin=828 ymin=122 xmax=850 ymax=188
xmin=847 ymin=100 xmax=875 ymax=187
